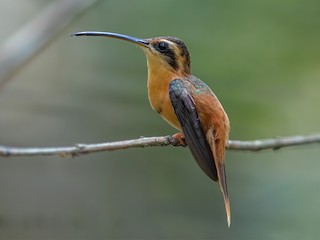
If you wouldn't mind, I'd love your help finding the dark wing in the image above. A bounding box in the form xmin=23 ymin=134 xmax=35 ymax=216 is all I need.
xmin=169 ymin=79 xmax=218 ymax=181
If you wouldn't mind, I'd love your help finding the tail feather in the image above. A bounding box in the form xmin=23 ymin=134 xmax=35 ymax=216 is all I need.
xmin=206 ymin=131 xmax=231 ymax=227
xmin=217 ymin=161 xmax=231 ymax=227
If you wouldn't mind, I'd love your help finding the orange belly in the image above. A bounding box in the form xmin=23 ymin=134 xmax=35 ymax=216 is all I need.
xmin=148 ymin=86 xmax=181 ymax=130
xmin=159 ymin=96 xmax=181 ymax=130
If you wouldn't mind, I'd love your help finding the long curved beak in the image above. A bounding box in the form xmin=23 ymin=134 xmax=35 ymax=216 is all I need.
xmin=71 ymin=31 xmax=149 ymax=48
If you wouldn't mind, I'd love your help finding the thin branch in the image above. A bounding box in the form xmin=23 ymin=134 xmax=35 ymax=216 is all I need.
xmin=0 ymin=133 xmax=319 ymax=158
xmin=227 ymin=133 xmax=320 ymax=151
xmin=0 ymin=0 xmax=98 ymax=88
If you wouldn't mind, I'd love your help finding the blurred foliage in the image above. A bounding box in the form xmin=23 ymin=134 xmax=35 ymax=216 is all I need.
xmin=0 ymin=0 xmax=320 ymax=239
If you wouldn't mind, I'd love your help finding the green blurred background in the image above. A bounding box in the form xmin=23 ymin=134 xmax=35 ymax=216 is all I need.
xmin=0 ymin=0 xmax=320 ymax=239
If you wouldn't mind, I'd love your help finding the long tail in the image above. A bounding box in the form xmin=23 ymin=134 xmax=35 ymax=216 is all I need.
xmin=207 ymin=132 xmax=231 ymax=227
xmin=217 ymin=161 xmax=231 ymax=227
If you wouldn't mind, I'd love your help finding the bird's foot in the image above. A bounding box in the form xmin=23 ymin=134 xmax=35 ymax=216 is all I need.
xmin=170 ymin=132 xmax=187 ymax=147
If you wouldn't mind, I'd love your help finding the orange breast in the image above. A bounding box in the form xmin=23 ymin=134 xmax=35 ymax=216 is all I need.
xmin=146 ymin=63 xmax=181 ymax=130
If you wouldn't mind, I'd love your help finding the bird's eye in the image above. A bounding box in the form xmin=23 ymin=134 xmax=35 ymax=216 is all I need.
xmin=156 ymin=41 xmax=169 ymax=52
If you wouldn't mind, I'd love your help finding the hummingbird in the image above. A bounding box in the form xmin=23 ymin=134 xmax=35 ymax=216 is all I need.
xmin=71 ymin=31 xmax=231 ymax=226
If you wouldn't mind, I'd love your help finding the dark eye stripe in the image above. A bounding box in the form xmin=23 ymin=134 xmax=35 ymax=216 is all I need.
xmin=166 ymin=48 xmax=178 ymax=70
xmin=153 ymin=41 xmax=178 ymax=70
xmin=151 ymin=36 xmax=191 ymax=74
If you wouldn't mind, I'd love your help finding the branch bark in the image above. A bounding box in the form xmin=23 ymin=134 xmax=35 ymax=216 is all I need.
xmin=0 ymin=133 xmax=319 ymax=158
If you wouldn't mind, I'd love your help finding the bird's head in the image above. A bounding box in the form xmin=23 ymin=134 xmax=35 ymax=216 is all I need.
xmin=71 ymin=31 xmax=191 ymax=77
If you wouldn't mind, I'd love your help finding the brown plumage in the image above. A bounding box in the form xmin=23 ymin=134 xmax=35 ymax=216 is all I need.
xmin=71 ymin=31 xmax=231 ymax=227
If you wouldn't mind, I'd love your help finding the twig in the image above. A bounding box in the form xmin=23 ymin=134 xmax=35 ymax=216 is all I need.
xmin=0 ymin=133 xmax=319 ymax=158
xmin=0 ymin=0 xmax=98 ymax=88
xmin=227 ymin=133 xmax=320 ymax=151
